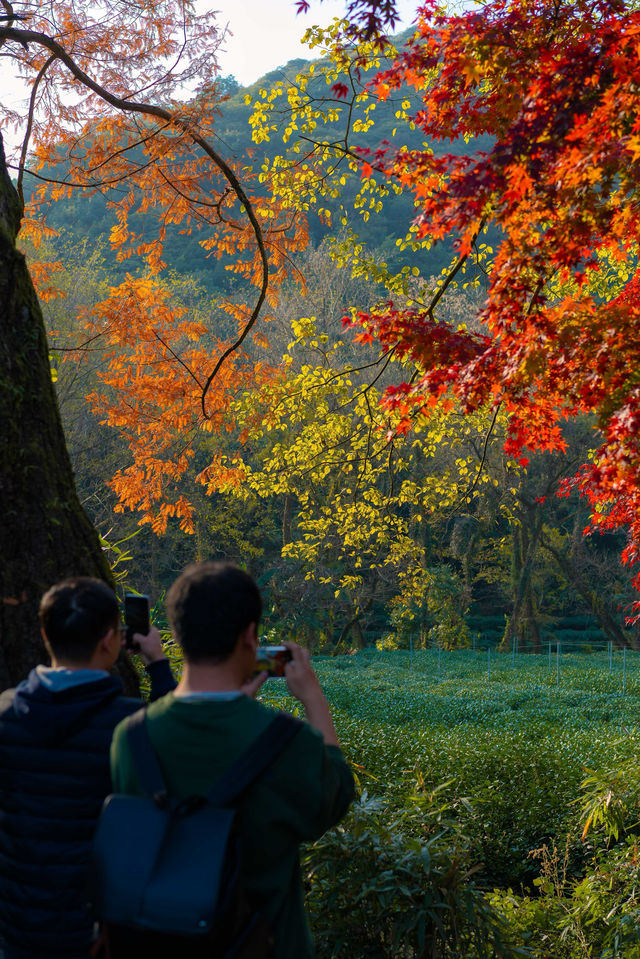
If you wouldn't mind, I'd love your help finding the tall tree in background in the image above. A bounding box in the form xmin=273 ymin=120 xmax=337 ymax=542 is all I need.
xmin=0 ymin=0 xmax=290 ymax=684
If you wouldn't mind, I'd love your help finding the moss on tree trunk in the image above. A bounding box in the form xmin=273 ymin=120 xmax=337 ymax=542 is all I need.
xmin=0 ymin=135 xmax=138 ymax=692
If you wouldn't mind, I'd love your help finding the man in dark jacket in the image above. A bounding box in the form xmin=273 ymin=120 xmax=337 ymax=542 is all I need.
xmin=0 ymin=577 xmax=176 ymax=959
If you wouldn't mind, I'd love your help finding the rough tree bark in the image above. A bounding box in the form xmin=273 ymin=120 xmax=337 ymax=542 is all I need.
xmin=0 ymin=134 xmax=138 ymax=692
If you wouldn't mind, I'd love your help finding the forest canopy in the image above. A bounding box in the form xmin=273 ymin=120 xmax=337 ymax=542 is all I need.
xmin=1 ymin=0 xmax=640 ymax=654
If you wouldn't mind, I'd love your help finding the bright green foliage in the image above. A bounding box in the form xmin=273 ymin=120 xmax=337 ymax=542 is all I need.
xmin=496 ymin=829 xmax=640 ymax=958
xmin=261 ymin=649 xmax=640 ymax=885
xmin=260 ymin=648 xmax=640 ymax=955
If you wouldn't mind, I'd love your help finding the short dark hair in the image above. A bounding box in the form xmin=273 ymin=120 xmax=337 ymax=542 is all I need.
xmin=166 ymin=562 xmax=262 ymax=664
xmin=39 ymin=577 xmax=120 ymax=664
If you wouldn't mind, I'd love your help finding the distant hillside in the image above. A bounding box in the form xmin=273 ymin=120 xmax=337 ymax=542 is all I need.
xmin=25 ymin=32 xmax=485 ymax=292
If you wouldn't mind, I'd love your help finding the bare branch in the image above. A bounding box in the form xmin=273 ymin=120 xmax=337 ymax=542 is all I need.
xmin=152 ymin=330 xmax=205 ymax=391
xmin=17 ymin=53 xmax=56 ymax=206
xmin=428 ymin=218 xmax=487 ymax=319
xmin=1 ymin=25 xmax=269 ymax=417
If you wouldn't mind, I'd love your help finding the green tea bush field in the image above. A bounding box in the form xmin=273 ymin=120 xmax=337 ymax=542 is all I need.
xmin=261 ymin=650 xmax=640 ymax=887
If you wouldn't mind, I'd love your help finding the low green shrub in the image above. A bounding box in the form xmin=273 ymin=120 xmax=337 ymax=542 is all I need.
xmin=305 ymin=789 xmax=527 ymax=959
xmin=491 ymin=836 xmax=640 ymax=959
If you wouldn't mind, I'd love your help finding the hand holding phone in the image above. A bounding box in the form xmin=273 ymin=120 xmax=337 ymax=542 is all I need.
xmin=124 ymin=594 xmax=150 ymax=650
xmin=281 ymin=642 xmax=339 ymax=747
xmin=252 ymin=645 xmax=292 ymax=678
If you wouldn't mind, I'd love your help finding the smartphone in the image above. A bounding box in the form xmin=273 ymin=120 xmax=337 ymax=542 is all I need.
xmin=124 ymin=594 xmax=150 ymax=649
xmin=252 ymin=645 xmax=292 ymax=678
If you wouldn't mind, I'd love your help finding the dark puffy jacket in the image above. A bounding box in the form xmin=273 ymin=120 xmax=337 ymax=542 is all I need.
xmin=0 ymin=660 xmax=175 ymax=959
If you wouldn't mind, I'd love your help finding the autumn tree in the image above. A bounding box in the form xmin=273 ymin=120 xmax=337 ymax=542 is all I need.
xmin=2 ymin=0 xmax=311 ymax=524
xmin=209 ymin=245 xmax=503 ymax=648
xmin=236 ymin=7 xmax=640 ymax=646
xmin=0 ymin=0 xmax=301 ymax=683
xmin=291 ymin=0 xmax=640 ymax=615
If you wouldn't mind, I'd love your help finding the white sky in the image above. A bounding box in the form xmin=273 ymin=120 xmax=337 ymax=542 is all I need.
xmin=0 ymin=1 xmax=418 ymax=155
xmin=213 ymin=0 xmax=417 ymax=85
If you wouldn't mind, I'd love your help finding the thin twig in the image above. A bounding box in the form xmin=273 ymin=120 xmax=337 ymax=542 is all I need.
xmin=152 ymin=330 xmax=204 ymax=390
xmin=428 ymin=218 xmax=487 ymax=318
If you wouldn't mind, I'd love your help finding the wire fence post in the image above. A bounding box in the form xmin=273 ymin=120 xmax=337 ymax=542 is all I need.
xmin=609 ymin=640 xmax=613 ymax=676
xmin=438 ymin=646 xmax=441 ymax=682
xmin=488 ymin=646 xmax=491 ymax=681
xmin=409 ymin=634 xmax=414 ymax=669
xmin=623 ymin=646 xmax=627 ymax=696
xmin=549 ymin=642 xmax=552 ymax=670
xmin=473 ymin=634 xmax=476 ymax=654
xmin=512 ymin=637 xmax=516 ymax=667
xmin=556 ymin=641 xmax=560 ymax=688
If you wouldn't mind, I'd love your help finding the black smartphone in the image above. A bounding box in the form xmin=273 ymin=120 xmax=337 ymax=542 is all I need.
xmin=252 ymin=645 xmax=292 ymax=678
xmin=124 ymin=594 xmax=150 ymax=649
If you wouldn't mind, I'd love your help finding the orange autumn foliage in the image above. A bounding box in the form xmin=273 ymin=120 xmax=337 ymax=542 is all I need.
xmin=1 ymin=1 xmax=308 ymax=531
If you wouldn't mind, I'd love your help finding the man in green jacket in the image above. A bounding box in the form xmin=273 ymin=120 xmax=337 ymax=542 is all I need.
xmin=110 ymin=561 xmax=354 ymax=959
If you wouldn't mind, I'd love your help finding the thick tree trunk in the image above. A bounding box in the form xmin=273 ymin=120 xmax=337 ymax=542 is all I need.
xmin=336 ymin=612 xmax=362 ymax=650
xmin=0 ymin=136 xmax=138 ymax=692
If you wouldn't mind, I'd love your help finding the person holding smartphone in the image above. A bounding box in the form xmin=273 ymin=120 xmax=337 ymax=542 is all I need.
xmin=0 ymin=577 xmax=176 ymax=959
xmin=110 ymin=561 xmax=354 ymax=959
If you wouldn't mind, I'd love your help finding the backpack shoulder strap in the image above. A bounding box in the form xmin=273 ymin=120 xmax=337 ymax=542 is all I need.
xmin=206 ymin=711 xmax=302 ymax=807
xmin=124 ymin=708 xmax=168 ymax=804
